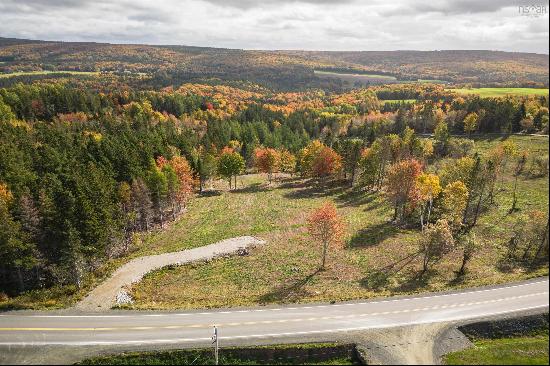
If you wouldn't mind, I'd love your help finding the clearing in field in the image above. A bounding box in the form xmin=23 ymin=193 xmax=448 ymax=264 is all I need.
xmin=126 ymin=136 xmax=549 ymax=310
xmin=2 ymin=136 xmax=548 ymax=311
xmin=314 ymin=70 xmax=398 ymax=85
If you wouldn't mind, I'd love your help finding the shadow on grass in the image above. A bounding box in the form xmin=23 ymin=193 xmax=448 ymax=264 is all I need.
xmin=258 ymin=268 xmax=322 ymax=304
xmin=496 ymin=256 xmax=548 ymax=275
xmin=198 ymin=190 xmax=222 ymax=197
xmin=348 ymin=222 xmax=400 ymax=248
xmin=282 ymin=179 xmax=348 ymax=200
xmin=359 ymin=252 xmax=419 ymax=290
xmin=232 ymin=182 xmax=271 ymax=194
xmin=392 ymin=269 xmax=433 ymax=293
xmin=334 ymin=188 xmax=377 ymax=208
xmin=275 ymin=176 xmax=308 ymax=189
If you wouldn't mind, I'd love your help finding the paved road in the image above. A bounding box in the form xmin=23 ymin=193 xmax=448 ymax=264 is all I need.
xmin=0 ymin=278 xmax=547 ymax=350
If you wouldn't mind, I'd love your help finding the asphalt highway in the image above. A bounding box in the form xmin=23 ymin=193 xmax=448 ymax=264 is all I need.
xmin=0 ymin=278 xmax=547 ymax=349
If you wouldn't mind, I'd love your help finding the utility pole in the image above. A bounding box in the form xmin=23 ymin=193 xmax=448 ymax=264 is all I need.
xmin=212 ymin=326 xmax=219 ymax=365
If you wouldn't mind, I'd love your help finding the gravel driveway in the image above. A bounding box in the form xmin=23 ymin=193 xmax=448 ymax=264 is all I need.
xmin=75 ymin=236 xmax=266 ymax=311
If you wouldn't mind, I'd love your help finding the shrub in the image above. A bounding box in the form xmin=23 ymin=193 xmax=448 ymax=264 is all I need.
xmin=529 ymin=155 xmax=549 ymax=178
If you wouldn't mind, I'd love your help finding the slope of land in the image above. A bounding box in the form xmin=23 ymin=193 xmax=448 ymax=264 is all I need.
xmin=75 ymin=236 xmax=265 ymax=311
xmin=1 ymin=38 xmax=548 ymax=89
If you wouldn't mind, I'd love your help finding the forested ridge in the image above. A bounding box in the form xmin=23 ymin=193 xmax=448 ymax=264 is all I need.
xmin=1 ymin=37 xmax=548 ymax=90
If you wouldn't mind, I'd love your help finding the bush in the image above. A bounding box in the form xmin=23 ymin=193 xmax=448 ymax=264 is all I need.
xmin=504 ymin=211 xmax=549 ymax=266
xmin=529 ymin=155 xmax=549 ymax=178
xmin=420 ymin=219 xmax=456 ymax=274
xmin=448 ymin=138 xmax=475 ymax=158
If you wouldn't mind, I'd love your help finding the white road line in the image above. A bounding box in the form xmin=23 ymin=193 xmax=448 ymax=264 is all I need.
xmin=3 ymin=278 xmax=547 ymax=319
xmin=0 ymin=304 xmax=547 ymax=346
xmin=2 ymin=292 xmax=547 ymax=332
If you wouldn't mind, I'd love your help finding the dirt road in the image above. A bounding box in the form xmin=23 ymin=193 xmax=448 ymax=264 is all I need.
xmin=75 ymin=236 xmax=266 ymax=311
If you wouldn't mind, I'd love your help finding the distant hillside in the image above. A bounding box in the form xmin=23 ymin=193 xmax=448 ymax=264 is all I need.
xmin=0 ymin=37 xmax=548 ymax=90
xmin=284 ymin=50 xmax=549 ymax=86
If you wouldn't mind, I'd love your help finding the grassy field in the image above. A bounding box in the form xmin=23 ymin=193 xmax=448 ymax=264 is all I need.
xmin=445 ymin=331 xmax=549 ymax=365
xmin=126 ymin=136 xmax=548 ymax=310
xmin=77 ymin=343 xmax=359 ymax=365
xmin=315 ymin=70 xmax=397 ymax=80
xmin=448 ymin=87 xmax=549 ymax=98
xmin=314 ymin=70 xmax=445 ymax=85
xmin=314 ymin=70 xmax=399 ymax=86
xmin=1 ymin=136 xmax=547 ymax=311
xmin=0 ymin=70 xmax=99 ymax=78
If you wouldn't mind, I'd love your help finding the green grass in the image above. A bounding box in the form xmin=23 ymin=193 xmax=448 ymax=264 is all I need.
xmin=1 ymin=136 xmax=548 ymax=311
xmin=0 ymin=70 xmax=99 ymax=78
xmin=471 ymin=135 xmax=550 ymax=155
xmin=445 ymin=332 xmax=549 ymax=365
xmin=77 ymin=343 xmax=360 ymax=365
xmin=448 ymin=87 xmax=549 ymax=98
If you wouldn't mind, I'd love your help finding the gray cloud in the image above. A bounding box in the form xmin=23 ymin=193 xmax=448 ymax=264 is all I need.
xmin=412 ymin=0 xmax=549 ymax=15
xmin=199 ymin=0 xmax=357 ymax=9
xmin=0 ymin=0 xmax=547 ymax=53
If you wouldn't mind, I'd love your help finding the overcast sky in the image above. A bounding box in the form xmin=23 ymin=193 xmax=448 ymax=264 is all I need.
xmin=1 ymin=0 xmax=548 ymax=53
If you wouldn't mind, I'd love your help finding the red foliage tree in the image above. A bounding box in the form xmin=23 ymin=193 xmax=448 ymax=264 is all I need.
xmin=254 ymin=147 xmax=280 ymax=182
xmin=311 ymin=146 xmax=342 ymax=178
xmin=307 ymin=202 xmax=345 ymax=269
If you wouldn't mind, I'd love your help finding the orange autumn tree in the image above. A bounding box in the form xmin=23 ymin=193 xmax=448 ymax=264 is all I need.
xmin=169 ymin=155 xmax=195 ymax=210
xmin=311 ymin=146 xmax=343 ymax=178
xmin=307 ymin=202 xmax=345 ymax=269
xmin=254 ymin=147 xmax=280 ymax=183
xmin=385 ymin=159 xmax=423 ymax=223
xmin=155 ymin=155 xmax=194 ymax=213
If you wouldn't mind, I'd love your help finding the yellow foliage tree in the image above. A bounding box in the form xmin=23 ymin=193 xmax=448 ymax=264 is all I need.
xmin=416 ymin=173 xmax=442 ymax=231
xmin=442 ymin=181 xmax=469 ymax=228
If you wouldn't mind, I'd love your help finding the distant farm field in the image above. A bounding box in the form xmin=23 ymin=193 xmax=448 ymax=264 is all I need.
xmin=314 ymin=70 xmax=447 ymax=86
xmin=314 ymin=70 xmax=397 ymax=85
xmin=448 ymin=87 xmax=549 ymax=98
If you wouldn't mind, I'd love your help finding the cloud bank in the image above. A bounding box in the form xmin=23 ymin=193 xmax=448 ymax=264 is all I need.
xmin=0 ymin=0 xmax=548 ymax=53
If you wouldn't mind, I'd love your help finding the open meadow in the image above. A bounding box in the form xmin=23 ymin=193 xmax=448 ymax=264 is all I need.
xmin=448 ymin=88 xmax=549 ymax=98
xmin=123 ymin=136 xmax=549 ymax=310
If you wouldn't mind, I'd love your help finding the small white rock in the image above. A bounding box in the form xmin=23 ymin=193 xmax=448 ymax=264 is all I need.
xmin=116 ymin=290 xmax=134 ymax=305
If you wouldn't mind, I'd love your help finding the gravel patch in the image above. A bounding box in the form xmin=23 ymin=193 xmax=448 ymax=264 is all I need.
xmin=75 ymin=236 xmax=266 ymax=311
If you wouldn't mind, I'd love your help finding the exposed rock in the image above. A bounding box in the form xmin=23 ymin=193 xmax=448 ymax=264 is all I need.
xmin=115 ymin=290 xmax=133 ymax=305
xmin=236 ymin=247 xmax=250 ymax=256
